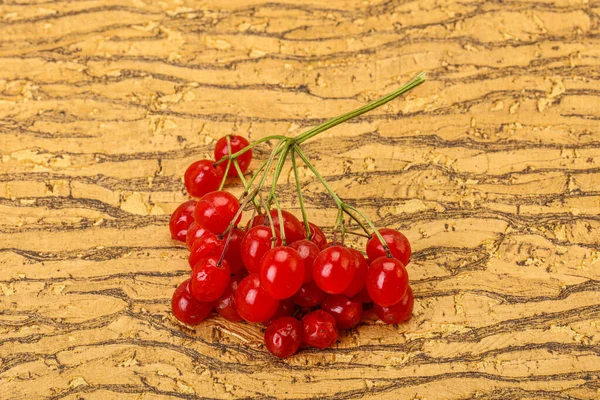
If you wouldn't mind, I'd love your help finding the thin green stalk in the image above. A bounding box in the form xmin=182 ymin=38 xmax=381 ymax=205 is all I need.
xmin=295 ymin=72 xmax=426 ymax=144
xmin=218 ymin=135 xmax=233 ymax=190
xmin=342 ymin=207 xmax=370 ymax=234
xmin=214 ymin=134 xmax=289 ymax=166
xmin=291 ymin=148 xmax=311 ymax=239
xmin=294 ymin=146 xmax=342 ymax=207
xmin=255 ymin=141 xmax=287 ymax=195
xmin=343 ymin=204 xmax=391 ymax=258
xmin=268 ymin=143 xmax=290 ymax=206
xmin=272 ymin=194 xmax=286 ymax=245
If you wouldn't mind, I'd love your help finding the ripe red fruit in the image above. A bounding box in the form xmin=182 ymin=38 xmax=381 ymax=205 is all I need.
xmin=289 ymin=239 xmax=320 ymax=283
xmin=264 ymin=298 xmax=296 ymax=326
xmin=169 ymin=200 xmax=197 ymax=243
xmin=247 ymin=210 xmax=306 ymax=244
xmin=222 ymin=227 xmax=245 ymax=273
xmin=190 ymin=257 xmax=230 ymax=302
xmin=292 ymin=281 xmax=327 ymax=308
xmin=234 ymin=274 xmax=280 ymax=323
xmin=366 ymin=256 xmax=409 ymax=307
xmin=264 ymin=317 xmax=302 ymax=358
xmin=188 ymin=233 xmax=224 ymax=268
xmin=214 ymin=135 xmax=252 ymax=177
xmin=308 ymin=222 xmax=327 ymax=249
xmin=171 ymin=279 xmax=214 ymax=325
xmin=321 ymin=294 xmax=363 ymax=329
xmin=215 ymin=271 xmax=246 ymax=322
xmin=366 ymin=228 xmax=411 ymax=266
xmin=240 ymin=225 xmax=282 ymax=273
xmin=374 ymin=286 xmax=414 ymax=324
xmin=302 ymin=310 xmax=338 ymax=349
xmin=186 ymin=222 xmax=209 ymax=250
xmin=259 ymin=246 xmax=305 ymax=299
xmin=341 ymin=248 xmax=368 ymax=297
xmin=184 ymin=160 xmax=224 ymax=198
xmin=194 ymin=191 xmax=241 ymax=234
xmin=351 ymin=286 xmax=373 ymax=304
xmin=312 ymin=246 xmax=355 ymax=294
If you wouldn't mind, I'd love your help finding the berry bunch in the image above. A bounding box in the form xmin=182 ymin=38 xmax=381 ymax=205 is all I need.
xmin=168 ymin=73 xmax=426 ymax=358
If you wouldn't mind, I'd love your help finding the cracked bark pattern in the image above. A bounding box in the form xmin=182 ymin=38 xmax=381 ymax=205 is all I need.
xmin=1 ymin=0 xmax=600 ymax=398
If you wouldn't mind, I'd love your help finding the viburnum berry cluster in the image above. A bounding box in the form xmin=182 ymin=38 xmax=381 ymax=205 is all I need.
xmin=168 ymin=73 xmax=425 ymax=358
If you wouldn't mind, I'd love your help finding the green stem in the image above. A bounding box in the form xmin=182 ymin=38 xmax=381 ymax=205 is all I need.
xmin=218 ymin=135 xmax=233 ymax=190
xmin=255 ymin=141 xmax=287 ymax=195
xmin=295 ymin=72 xmax=426 ymax=144
xmin=342 ymin=207 xmax=370 ymax=234
xmin=268 ymin=143 xmax=290 ymax=206
xmin=214 ymin=135 xmax=288 ymax=166
xmin=343 ymin=204 xmax=391 ymax=258
xmin=272 ymin=194 xmax=286 ymax=245
xmin=291 ymin=148 xmax=311 ymax=239
xmin=294 ymin=146 xmax=342 ymax=207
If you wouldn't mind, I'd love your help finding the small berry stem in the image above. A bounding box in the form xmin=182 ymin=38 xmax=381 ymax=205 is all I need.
xmin=291 ymin=148 xmax=311 ymax=239
xmin=214 ymin=134 xmax=289 ymax=166
xmin=272 ymin=194 xmax=287 ymax=245
xmin=218 ymin=135 xmax=233 ymax=191
xmin=261 ymin=197 xmax=279 ymax=248
xmin=267 ymin=143 xmax=291 ymax=206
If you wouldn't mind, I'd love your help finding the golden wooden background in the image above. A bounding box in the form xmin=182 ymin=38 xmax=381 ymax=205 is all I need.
xmin=2 ymin=0 xmax=600 ymax=399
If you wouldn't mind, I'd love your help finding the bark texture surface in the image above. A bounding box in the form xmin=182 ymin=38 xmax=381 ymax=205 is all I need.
xmin=1 ymin=0 xmax=600 ymax=399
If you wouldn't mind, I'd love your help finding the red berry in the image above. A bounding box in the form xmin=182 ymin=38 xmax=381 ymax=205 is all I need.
xmin=186 ymin=222 xmax=209 ymax=250
xmin=366 ymin=256 xmax=409 ymax=307
xmin=171 ymin=279 xmax=213 ymax=325
xmin=264 ymin=317 xmax=302 ymax=358
xmin=190 ymin=257 xmax=230 ymax=302
xmin=234 ymin=274 xmax=280 ymax=323
xmin=302 ymin=310 xmax=338 ymax=349
xmin=341 ymin=248 xmax=368 ymax=297
xmin=292 ymin=281 xmax=327 ymax=308
xmin=264 ymin=298 xmax=296 ymax=326
xmin=222 ymin=227 xmax=245 ymax=273
xmin=188 ymin=233 xmax=224 ymax=268
xmin=240 ymin=225 xmax=282 ymax=273
xmin=259 ymin=246 xmax=305 ymax=299
xmin=169 ymin=200 xmax=197 ymax=243
xmin=215 ymin=271 xmax=246 ymax=322
xmin=194 ymin=191 xmax=241 ymax=234
xmin=312 ymin=246 xmax=355 ymax=294
xmin=374 ymin=286 xmax=414 ymax=324
xmin=184 ymin=160 xmax=224 ymax=198
xmin=351 ymin=286 xmax=373 ymax=304
xmin=247 ymin=210 xmax=306 ymax=244
xmin=308 ymin=222 xmax=327 ymax=249
xmin=288 ymin=239 xmax=320 ymax=283
xmin=214 ymin=135 xmax=252 ymax=177
xmin=366 ymin=228 xmax=411 ymax=266
xmin=321 ymin=294 xmax=363 ymax=329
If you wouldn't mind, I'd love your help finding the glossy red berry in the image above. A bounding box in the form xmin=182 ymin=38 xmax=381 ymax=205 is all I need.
xmin=341 ymin=248 xmax=368 ymax=297
xmin=351 ymin=286 xmax=373 ymax=304
xmin=289 ymin=239 xmax=320 ymax=283
xmin=188 ymin=233 xmax=224 ymax=268
xmin=302 ymin=310 xmax=338 ymax=349
xmin=292 ymin=281 xmax=327 ymax=308
xmin=259 ymin=246 xmax=305 ymax=299
xmin=247 ymin=210 xmax=306 ymax=244
xmin=190 ymin=257 xmax=230 ymax=302
xmin=234 ymin=274 xmax=280 ymax=323
xmin=321 ymin=294 xmax=363 ymax=329
xmin=240 ymin=225 xmax=282 ymax=273
xmin=264 ymin=298 xmax=296 ymax=326
xmin=264 ymin=317 xmax=302 ymax=358
xmin=171 ymin=279 xmax=213 ymax=325
xmin=374 ymin=286 xmax=414 ymax=324
xmin=214 ymin=135 xmax=252 ymax=177
xmin=312 ymin=246 xmax=355 ymax=294
xmin=366 ymin=228 xmax=412 ymax=266
xmin=215 ymin=271 xmax=246 ymax=322
xmin=184 ymin=160 xmax=224 ymax=198
xmin=186 ymin=222 xmax=209 ymax=250
xmin=194 ymin=191 xmax=241 ymax=234
xmin=308 ymin=222 xmax=327 ymax=249
xmin=169 ymin=200 xmax=197 ymax=243
xmin=222 ymin=227 xmax=245 ymax=273
xmin=366 ymin=256 xmax=409 ymax=307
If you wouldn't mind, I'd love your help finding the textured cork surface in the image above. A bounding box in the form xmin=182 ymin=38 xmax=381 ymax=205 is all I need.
xmin=1 ymin=0 xmax=600 ymax=399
